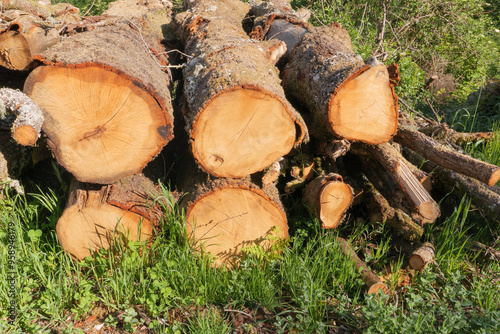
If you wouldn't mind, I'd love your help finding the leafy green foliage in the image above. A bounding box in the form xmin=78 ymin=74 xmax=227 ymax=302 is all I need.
xmin=292 ymin=0 xmax=499 ymax=101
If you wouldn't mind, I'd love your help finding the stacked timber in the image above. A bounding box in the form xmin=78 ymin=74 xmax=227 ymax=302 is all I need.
xmin=0 ymin=0 xmax=499 ymax=275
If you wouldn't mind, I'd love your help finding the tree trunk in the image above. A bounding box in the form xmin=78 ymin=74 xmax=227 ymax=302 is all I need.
xmin=174 ymin=0 xmax=308 ymax=179
xmin=250 ymin=0 xmax=398 ymax=145
xmin=23 ymin=10 xmax=175 ymax=184
xmin=302 ymin=173 xmax=353 ymax=229
xmin=180 ymin=178 xmax=288 ymax=267
xmin=56 ymin=174 xmax=167 ymax=261
xmin=0 ymin=130 xmax=31 ymax=197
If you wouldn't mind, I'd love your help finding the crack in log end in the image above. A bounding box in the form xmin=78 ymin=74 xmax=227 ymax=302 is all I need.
xmin=80 ymin=126 xmax=105 ymax=142
xmin=157 ymin=124 xmax=172 ymax=139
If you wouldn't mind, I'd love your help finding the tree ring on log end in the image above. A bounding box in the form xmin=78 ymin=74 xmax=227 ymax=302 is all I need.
xmin=191 ymin=86 xmax=296 ymax=178
xmin=56 ymin=204 xmax=153 ymax=261
xmin=185 ymin=186 xmax=288 ymax=265
xmin=25 ymin=65 xmax=171 ymax=184
xmin=319 ymin=181 xmax=353 ymax=229
xmin=0 ymin=30 xmax=31 ymax=70
xmin=329 ymin=65 xmax=398 ymax=144
xmin=13 ymin=124 xmax=38 ymax=146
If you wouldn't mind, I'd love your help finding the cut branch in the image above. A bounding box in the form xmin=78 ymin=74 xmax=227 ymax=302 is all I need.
xmin=396 ymin=119 xmax=500 ymax=187
xmin=337 ymin=237 xmax=389 ymax=294
xmin=409 ymin=242 xmax=435 ymax=270
xmin=0 ymin=88 xmax=43 ymax=145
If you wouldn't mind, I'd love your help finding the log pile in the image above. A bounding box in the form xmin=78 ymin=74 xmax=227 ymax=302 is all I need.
xmin=1 ymin=0 xmax=499 ymax=292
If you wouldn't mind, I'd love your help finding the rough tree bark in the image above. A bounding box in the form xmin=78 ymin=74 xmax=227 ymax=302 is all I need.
xmin=174 ymin=0 xmax=308 ymax=178
xmin=250 ymin=0 xmax=399 ymax=145
xmin=23 ymin=2 xmax=175 ymax=184
xmin=0 ymin=87 xmax=43 ymax=145
xmin=396 ymin=116 xmax=500 ymax=187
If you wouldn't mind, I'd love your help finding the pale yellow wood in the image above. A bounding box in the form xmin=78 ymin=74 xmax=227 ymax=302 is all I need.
xmin=319 ymin=181 xmax=353 ymax=228
xmin=329 ymin=65 xmax=397 ymax=144
xmin=192 ymin=88 xmax=296 ymax=178
xmin=186 ymin=187 xmax=288 ymax=265
xmin=56 ymin=204 xmax=153 ymax=260
xmin=27 ymin=66 xmax=167 ymax=183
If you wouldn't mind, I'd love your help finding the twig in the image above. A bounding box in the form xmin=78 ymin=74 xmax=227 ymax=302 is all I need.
xmin=223 ymin=308 xmax=255 ymax=321
xmin=83 ymin=0 xmax=96 ymax=16
xmin=424 ymin=97 xmax=441 ymax=123
xmin=374 ymin=1 xmax=387 ymax=56
xmin=398 ymin=97 xmax=433 ymax=122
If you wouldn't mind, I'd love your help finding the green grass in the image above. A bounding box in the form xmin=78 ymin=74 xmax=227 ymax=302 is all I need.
xmin=1 ymin=179 xmax=499 ymax=333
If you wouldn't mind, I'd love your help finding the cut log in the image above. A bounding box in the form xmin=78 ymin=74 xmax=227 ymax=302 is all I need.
xmin=56 ymin=174 xmax=168 ymax=260
xmin=396 ymin=118 xmax=500 ymax=187
xmin=409 ymin=242 xmax=435 ymax=271
xmin=181 ymin=178 xmax=288 ymax=266
xmin=353 ymin=142 xmax=440 ymax=224
xmin=250 ymin=0 xmax=398 ymax=145
xmin=404 ymin=148 xmax=500 ymax=222
xmin=24 ymin=13 xmax=175 ymax=184
xmin=364 ymin=176 xmax=424 ymax=242
xmin=0 ymin=88 xmax=43 ymax=145
xmin=302 ymin=173 xmax=353 ymax=229
xmin=337 ymin=237 xmax=389 ymax=294
xmin=0 ymin=3 xmax=80 ymax=70
xmin=174 ymin=0 xmax=307 ymax=178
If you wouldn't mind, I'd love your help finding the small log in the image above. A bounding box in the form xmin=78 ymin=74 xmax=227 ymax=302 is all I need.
xmin=56 ymin=174 xmax=167 ymax=260
xmin=404 ymin=149 xmax=500 ymax=222
xmin=174 ymin=0 xmax=307 ymax=178
xmin=181 ymin=178 xmax=288 ymax=266
xmin=302 ymin=173 xmax=353 ymax=229
xmin=24 ymin=6 xmax=175 ymax=184
xmin=409 ymin=242 xmax=435 ymax=270
xmin=250 ymin=0 xmax=398 ymax=145
xmin=354 ymin=142 xmax=440 ymax=224
xmin=364 ymin=176 xmax=424 ymax=242
xmin=337 ymin=237 xmax=389 ymax=294
xmin=396 ymin=120 xmax=500 ymax=187
xmin=0 ymin=88 xmax=43 ymax=145
xmin=0 ymin=3 xmax=80 ymax=70
xmin=0 ymin=130 xmax=31 ymax=197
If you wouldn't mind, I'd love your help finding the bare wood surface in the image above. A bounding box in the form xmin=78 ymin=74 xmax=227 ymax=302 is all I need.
xmin=56 ymin=176 xmax=161 ymax=260
xmin=181 ymin=178 xmax=288 ymax=267
xmin=250 ymin=0 xmax=398 ymax=144
xmin=24 ymin=9 xmax=175 ymax=184
xmin=355 ymin=142 xmax=440 ymax=224
xmin=302 ymin=173 xmax=353 ymax=229
xmin=409 ymin=242 xmax=435 ymax=270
